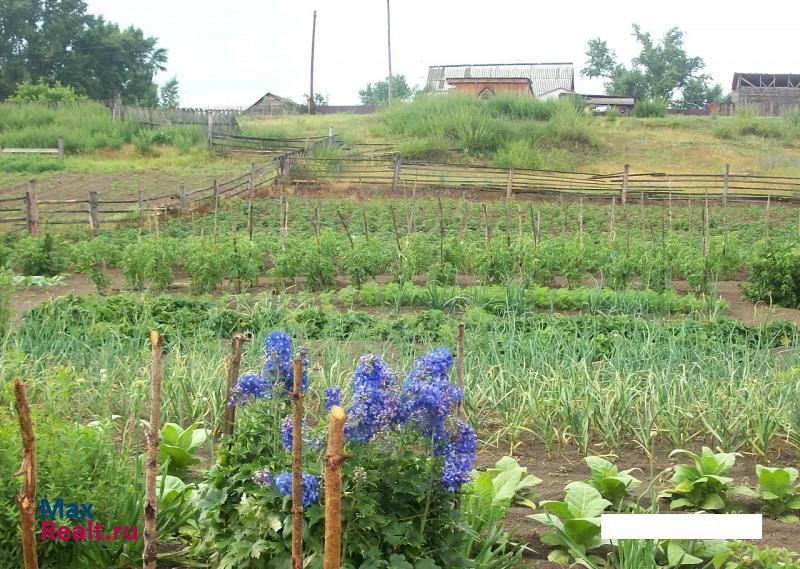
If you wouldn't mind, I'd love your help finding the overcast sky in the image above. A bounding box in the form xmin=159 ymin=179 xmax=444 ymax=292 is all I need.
xmin=85 ymin=0 xmax=800 ymax=108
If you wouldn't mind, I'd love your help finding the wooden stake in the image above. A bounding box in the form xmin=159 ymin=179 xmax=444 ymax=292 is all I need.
xmin=14 ymin=379 xmax=38 ymax=569
xmin=578 ymin=198 xmax=584 ymax=253
xmin=460 ymin=198 xmax=468 ymax=239
xmin=337 ymin=209 xmax=355 ymax=249
xmin=609 ymin=197 xmax=616 ymax=251
xmin=280 ymin=200 xmax=287 ymax=253
xmin=323 ymin=406 xmax=347 ymax=569
xmin=482 ymin=203 xmax=490 ymax=242
xmin=309 ymin=11 xmax=317 ymax=115
xmin=291 ymin=358 xmax=305 ymax=569
xmin=390 ymin=207 xmax=402 ymax=254
xmin=212 ymin=180 xmax=219 ymax=242
xmin=505 ymin=167 xmax=514 ymax=199
xmin=621 ymin=164 xmax=629 ymax=205
xmin=143 ymin=331 xmax=163 ymax=569
xmin=221 ymin=334 xmax=249 ymax=438
xmin=409 ymin=180 xmax=417 ymax=233
xmin=437 ymin=197 xmax=445 ymax=263
xmin=764 ymin=194 xmax=771 ymax=240
xmin=361 ymin=207 xmax=369 ymax=243
xmin=25 ymin=181 xmax=39 ymax=236
xmin=89 ymin=191 xmax=99 ymax=236
xmin=456 ymin=323 xmax=465 ymax=419
xmin=247 ymin=163 xmax=256 ymax=240
xmin=722 ymin=164 xmax=730 ymax=205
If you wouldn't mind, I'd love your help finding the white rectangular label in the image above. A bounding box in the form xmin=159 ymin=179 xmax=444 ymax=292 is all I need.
xmin=600 ymin=514 xmax=762 ymax=540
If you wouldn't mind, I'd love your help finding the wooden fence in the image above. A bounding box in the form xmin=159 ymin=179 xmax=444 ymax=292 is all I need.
xmin=0 ymin=137 xmax=64 ymax=161
xmin=0 ymin=137 xmax=337 ymax=233
xmin=113 ymin=104 xmax=240 ymax=133
xmin=210 ymin=132 xmax=333 ymax=155
xmin=290 ymin=156 xmax=800 ymax=202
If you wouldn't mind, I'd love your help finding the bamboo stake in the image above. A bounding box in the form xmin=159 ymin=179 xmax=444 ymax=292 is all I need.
xmin=291 ymin=358 xmax=305 ymax=569
xmin=14 ymin=379 xmax=38 ymax=569
xmin=143 ymin=331 xmax=163 ymax=569
xmin=323 ymin=406 xmax=347 ymax=569
xmin=221 ymin=334 xmax=249 ymax=438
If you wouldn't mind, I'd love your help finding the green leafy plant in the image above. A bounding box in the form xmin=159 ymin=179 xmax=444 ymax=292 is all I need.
xmin=529 ymin=481 xmax=611 ymax=565
xmin=460 ymin=456 xmax=541 ymax=568
xmin=11 ymin=233 xmax=68 ymax=276
xmin=659 ymin=447 xmax=739 ymax=511
xmin=712 ymin=542 xmax=800 ymax=568
xmin=584 ymin=456 xmax=641 ymax=509
xmin=157 ymin=422 xmax=209 ymax=472
xmin=734 ymin=465 xmax=800 ymax=522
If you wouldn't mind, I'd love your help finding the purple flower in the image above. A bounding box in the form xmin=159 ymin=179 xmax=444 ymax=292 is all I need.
xmin=436 ymin=421 xmax=477 ymax=492
xmin=399 ymin=347 xmax=463 ymax=442
xmin=274 ymin=471 xmax=321 ymax=507
xmin=324 ymin=386 xmax=342 ymax=411
xmin=251 ymin=468 xmax=272 ymax=486
xmin=345 ymin=354 xmax=400 ymax=443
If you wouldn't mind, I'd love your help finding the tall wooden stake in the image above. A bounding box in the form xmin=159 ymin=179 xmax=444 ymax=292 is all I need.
xmin=386 ymin=0 xmax=393 ymax=102
xmin=309 ymin=11 xmax=317 ymax=115
xmin=323 ymin=406 xmax=347 ymax=569
xmin=14 ymin=379 xmax=38 ymax=569
xmin=222 ymin=334 xmax=249 ymax=438
xmin=456 ymin=324 xmax=465 ymax=419
xmin=143 ymin=331 xmax=163 ymax=569
xmin=291 ymin=358 xmax=305 ymax=569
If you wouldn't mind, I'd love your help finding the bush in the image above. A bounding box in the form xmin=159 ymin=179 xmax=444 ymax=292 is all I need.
xmin=7 ymin=79 xmax=87 ymax=103
xmin=632 ymin=99 xmax=668 ymax=118
xmin=742 ymin=242 xmax=800 ymax=308
xmin=11 ymin=233 xmax=68 ymax=276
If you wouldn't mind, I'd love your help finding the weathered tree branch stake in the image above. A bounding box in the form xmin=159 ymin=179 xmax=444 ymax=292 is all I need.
xmin=14 ymin=379 xmax=38 ymax=569
xmin=291 ymin=358 xmax=305 ymax=569
xmin=221 ymin=334 xmax=250 ymax=438
xmin=323 ymin=405 xmax=347 ymax=569
xmin=143 ymin=331 xmax=163 ymax=569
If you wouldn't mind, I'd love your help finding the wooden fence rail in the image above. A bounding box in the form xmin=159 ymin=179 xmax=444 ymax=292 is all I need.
xmin=0 ymin=137 xmax=64 ymax=161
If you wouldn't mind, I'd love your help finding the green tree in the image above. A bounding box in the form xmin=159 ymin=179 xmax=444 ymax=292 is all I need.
xmin=359 ymin=74 xmax=413 ymax=104
xmin=0 ymin=0 xmax=166 ymax=103
xmin=159 ymin=76 xmax=179 ymax=109
xmin=581 ymin=24 xmax=713 ymax=108
xmin=7 ymin=79 xmax=86 ymax=102
xmin=675 ymin=77 xmax=724 ymax=109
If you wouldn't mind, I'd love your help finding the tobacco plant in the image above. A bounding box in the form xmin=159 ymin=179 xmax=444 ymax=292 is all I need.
xmin=583 ymin=456 xmax=641 ymax=509
xmin=659 ymin=447 xmax=739 ymax=511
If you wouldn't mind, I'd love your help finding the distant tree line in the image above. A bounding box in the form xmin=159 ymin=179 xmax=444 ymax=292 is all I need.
xmin=0 ymin=0 xmax=167 ymax=104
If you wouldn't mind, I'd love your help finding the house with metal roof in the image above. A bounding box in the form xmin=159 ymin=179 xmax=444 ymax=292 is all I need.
xmin=731 ymin=73 xmax=800 ymax=116
xmin=426 ymin=63 xmax=574 ymax=99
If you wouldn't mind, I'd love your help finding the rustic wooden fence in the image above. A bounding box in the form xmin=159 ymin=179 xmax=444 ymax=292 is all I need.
xmin=0 ymin=137 xmax=64 ymax=161
xmin=210 ymin=132 xmax=333 ymax=155
xmin=0 ymin=137 xmax=337 ymax=233
xmin=113 ymin=104 xmax=240 ymax=133
xmin=291 ymin=156 xmax=800 ymax=202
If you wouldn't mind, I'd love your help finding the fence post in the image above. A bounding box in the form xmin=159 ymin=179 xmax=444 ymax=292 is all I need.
xmin=221 ymin=334 xmax=249 ymax=438
xmin=323 ymin=405 xmax=346 ymax=569
xmin=391 ymin=154 xmax=402 ymax=193
xmin=143 ymin=331 xmax=163 ymax=569
xmin=207 ymin=112 xmax=214 ymax=153
xmin=621 ymin=164 xmax=629 ymax=205
xmin=178 ymin=185 xmax=188 ymax=214
xmin=88 ymin=191 xmax=99 ymax=235
xmin=506 ymin=167 xmax=514 ymax=199
xmin=722 ymin=164 xmax=730 ymax=205
xmin=57 ymin=137 xmax=64 ymax=161
xmin=13 ymin=379 xmax=38 ymax=569
xmin=25 ymin=181 xmax=39 ymax=236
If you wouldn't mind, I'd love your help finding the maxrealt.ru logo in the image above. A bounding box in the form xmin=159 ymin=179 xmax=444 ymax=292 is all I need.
xmin=39 ymin=499 xmax=139 ymax=542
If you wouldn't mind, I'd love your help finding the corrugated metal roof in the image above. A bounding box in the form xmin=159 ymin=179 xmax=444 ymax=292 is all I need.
xmin=426 ymin=63 xmax=574 ymax=97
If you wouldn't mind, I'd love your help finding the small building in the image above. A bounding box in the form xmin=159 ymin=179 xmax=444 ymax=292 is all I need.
xmin=426 ymin=63 xmax=574 ymax=99
xmin=581 ymin=95 xmax=636 ymax=115
xmin=244 ymin=92 xmax=303 ymax=116
xmin=731 ymin=73 xmax=800 ymax=116
xmin=446 ymin=77 xmax=533 ymax=98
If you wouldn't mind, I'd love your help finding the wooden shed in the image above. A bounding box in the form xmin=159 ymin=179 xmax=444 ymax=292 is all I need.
xmin=446 ymin=77 xmax=533 ymax=98
xmin=244 ymin=92 xmax=303 ymax=116
xmin=426 ymin=63 xmax=574 ymax=99
xmin=731 ymin=73 xmax=800 ymax=116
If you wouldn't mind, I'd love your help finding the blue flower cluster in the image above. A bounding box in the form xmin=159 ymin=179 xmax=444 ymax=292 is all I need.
xmin=324 ymin=386 xmax=342 ymax=411
xmin=436 ymin=421 xmax=477 ymax=492
xmin=399 ymin=347 xmax=463 ymax=443
xmin=273 ymin=471 xmax=321 ymax=507
xmin=345 ymin=354 xmax=400 ymax=443
xmin=232 ymin=331 xmax=308 ymax=405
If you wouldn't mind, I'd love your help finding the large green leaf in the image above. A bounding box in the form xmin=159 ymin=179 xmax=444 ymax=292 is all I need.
xmin=666 ymin=541 xmax=704 ymax=566
xmin=757 ymin=465 xmax=798 ymax=499
xmin=564 ymin=482 xmax=611 ymax=518
xmin=563 ymin=518 xmax=601 ymax=548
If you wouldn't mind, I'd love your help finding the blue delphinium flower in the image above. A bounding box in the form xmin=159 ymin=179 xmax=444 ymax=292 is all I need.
xmin=280 ymin=415 xmax=295 ymax=451
xmin=273 ymin=471 xmax=321 ymax=507
xmin=324 ymin=386 xmax=342 ymax=411
xmin=436 ymin=421 xmax=477 ymax=492
xmin=251 ymin=468 xmax=272 ymax=487
xmin=400 ymin=347 xmax=463 ymax=442
xmin=231 ymin=373 xmax=268 ymax=405
xmin=262 ymin=331 xmax=293 ymax=389
xmin=345 ymin=354 xmax=400 ymax=443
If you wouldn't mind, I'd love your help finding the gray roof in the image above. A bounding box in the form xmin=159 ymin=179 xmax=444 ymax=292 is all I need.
xmin=426 ymin=63 xmax=574 ymax=97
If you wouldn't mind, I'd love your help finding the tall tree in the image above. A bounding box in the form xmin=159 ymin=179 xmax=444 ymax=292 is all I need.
xmin=159 ymin=76 xmax=179 ymax=109
xmin=0 ymin=0 xmax=167 ymax=103
xmin=581 ymin=24 xmax=723 ymax=108
xmin=359 ymin=75 xmax=412 ymax=105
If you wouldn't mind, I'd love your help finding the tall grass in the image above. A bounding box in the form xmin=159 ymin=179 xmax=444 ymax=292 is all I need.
xmin=379 ymin=94 xmax=596 ymax=169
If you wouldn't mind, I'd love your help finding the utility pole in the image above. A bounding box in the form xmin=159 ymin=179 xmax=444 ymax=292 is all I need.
xmin=386 ymin=0 xmax=392 ymax=103
xmin=309 ymin=10 xmax=317 ymax=115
